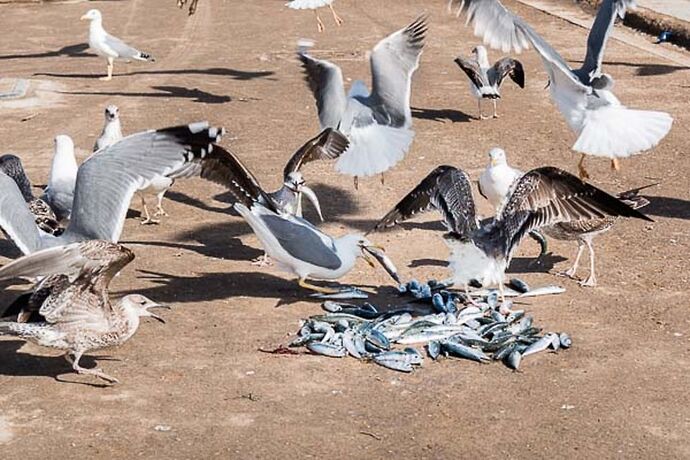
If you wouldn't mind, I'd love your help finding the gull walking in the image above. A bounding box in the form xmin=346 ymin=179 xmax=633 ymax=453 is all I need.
xmin=286 ymin=0 xmax=344 ymax=33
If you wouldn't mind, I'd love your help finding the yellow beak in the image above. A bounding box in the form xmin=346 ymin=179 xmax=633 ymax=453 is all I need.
xmin=491 ymin=159 xmax=499 ymax=166
xmin=80 ymin=14 xmax=88 ymax=20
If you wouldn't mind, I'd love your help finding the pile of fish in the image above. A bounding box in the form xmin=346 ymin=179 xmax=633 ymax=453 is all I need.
xmin=290 ymin=279 xmax=571 ymax=372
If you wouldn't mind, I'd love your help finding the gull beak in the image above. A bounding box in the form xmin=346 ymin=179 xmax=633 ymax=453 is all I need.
xmin=491 ymin=159 xmax=499 ymax=167
xmin=145 ymin=303 xmax=170 ymax=324
xmin=80 ymin=14 xmax=89 ymax=20
xmin=359 ymin=245 xmax=377 ymax=268
xmin=300 ymin=185 xmax=324 ymax=222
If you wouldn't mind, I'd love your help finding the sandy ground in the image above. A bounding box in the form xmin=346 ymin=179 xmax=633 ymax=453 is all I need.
xmin=0 ymin=0 xmax=689 ymax=458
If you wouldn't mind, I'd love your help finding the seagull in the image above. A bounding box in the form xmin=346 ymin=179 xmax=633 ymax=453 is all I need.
xmin=374 ymin=165 xmax=652 ymax=298
xmin=454 ymin=45 xmax=524 ymax=119
xmin=174 ymin=132 xmax=393 ymax=294
xmin=286 ymin=0 xmax=343 ymax=33
xmin=0 ymin=241 xmax=167 ymax=384
xmin=453 ymin=0 xmax=673 ymax=179
xmin=41 ymin=135 xmax=78 ymax=222
xmin=93 ymin=105 xmax=123 ymax=152
xmin=80 ymin=9 xmax=155 ymax=81
xmin=0 ymin=155 xmax=61 ymax=235
xmin=544 ymin=183 xmax=655 ymax=286
xmin=0 ymin=122 xmax=223 ymax=256
xmin=92 ymin=105 xmax=171 ymax=225
xmin=298 ymin=15 xmax=427 ymax=188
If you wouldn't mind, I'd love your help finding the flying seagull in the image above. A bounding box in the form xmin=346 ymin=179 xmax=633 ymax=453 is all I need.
xmin=93 ymin=105 xmax=172 ymax=225
xmin=174 ymin=133 xmax=396 ymax=294
xmin=298 ymin=15 xmax=427 ymax=188
xmin=454 ymin=45 xmax=524 ymax=119
xmin=374 ymin=165 xmax=652 ymax=298
xmin=543 ymin=183 xmax=655 ymax=286
xmin=286 ymin=0 xmax=343 ymax=33
xmin=0 ymin=122 xmax=223 ymax=256
xmin=80 ymin=9 xmax=155 ymax=81
xmin=0 ymin=241 xmax=167 ymax=384
xmin=453 ymin=0 xmax=673 ymax=178
xmin=0 ymin=155 xmax=61 ymax=235
xmin=41 ymin=135 xmax=78 ymax=222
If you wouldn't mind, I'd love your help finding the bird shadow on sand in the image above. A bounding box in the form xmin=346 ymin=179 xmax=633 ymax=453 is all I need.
xmin=57 ymin=86 xmax=231 ymax=104
xmin=0 ymin=340 xmax=115 ymax=387
xmin=507 ymin=253 xmax=568 ymax=274
xmin=643 ymin=196 xmax=690 ymax=220
xmin=570 ymin=59 xmax=690 ymax=77
xmin=165 ymin=190 xmax=233 ymax=215
xmin=411 ymin=106 xmax=472 ymax=123
xmin=0 ymin=43 xmax=96 ymax=60
xmin=33 ymin=67 xmax=275 ymax=80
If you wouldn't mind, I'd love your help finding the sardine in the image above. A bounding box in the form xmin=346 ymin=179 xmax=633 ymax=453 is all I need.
xmin=559 ymin=332 xmax=572 ymax=348
xmin=373 ymin=353 xmax=414 ymax=373
xmin=522 ymin=333 xmax=556 ymax=358
xmin=365 ymin=329 xmax=390 ymax=350
xmin=310 ymin=287 xmax=369 ymax=300
xmin=363 ymin=246 xmax=401 ymax=284
xmin=518 ymin=285 xmax=565 ymax=298
xmin=508 ymin=278 xmax=530 ymax=293
xmin=441 ymin=341 xmax=490 ymax=363
xmin=307 ymin=342 xmax=347 ymax=357
xmin=503 ymin=350 xmax=522 ymax=370
xmin=342 ymin=330 xmax=363 ymax=359
xmin=427 ymin=341 xmax=441 ymax=360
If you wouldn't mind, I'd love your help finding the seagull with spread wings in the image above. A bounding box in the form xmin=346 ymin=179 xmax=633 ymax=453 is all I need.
xmin=452 ymin=0 xmax=673 ymax=178
xmin=0 ymin=241 xmax=167 ymax=384
xmin=374 ymin=165 xmax=652 ymax=297
xmin=0 ymin=123 xmax=222 ymax=256
xmin=454 ymin=45 xmax=524 ymax=119
xmin=298 ymin=16 xmax=427 ymax=188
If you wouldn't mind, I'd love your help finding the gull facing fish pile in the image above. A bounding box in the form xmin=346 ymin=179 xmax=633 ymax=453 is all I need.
xmin=289 ymin=279 xmax=571 ymax=372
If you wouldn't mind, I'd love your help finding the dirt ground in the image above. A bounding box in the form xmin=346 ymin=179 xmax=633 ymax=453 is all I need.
xmin=0 ymin=0 xmax=688 ymax=457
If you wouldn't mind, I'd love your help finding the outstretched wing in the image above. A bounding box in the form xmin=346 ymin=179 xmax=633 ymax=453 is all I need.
xmin=493 ymin=166 xmax=653 ymax=256
xmin=489 ymin=57 xmax=524 ymax=88
xmin=64 ymin=122 xmax=222 ymax=243
xmin=0 ymin=171 xmax=45 ymax=255
xmin=299 ymin=49 xmax=348 ymax=129
xmin=370 ymin=15 xmax=427 ymax=126
xmin=373 ymin=165 xmax=478 ymax=236
xmin=578 ymin=0 xmax=636 ymax=82
xmin=282 ymin=128 xmax=350 ymax=179
xmin=454 ymin=56 xmax=489 ymax=89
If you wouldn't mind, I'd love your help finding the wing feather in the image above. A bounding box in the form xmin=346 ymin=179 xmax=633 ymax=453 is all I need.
xmin=282 ymin=128 xmax=350 ymax=179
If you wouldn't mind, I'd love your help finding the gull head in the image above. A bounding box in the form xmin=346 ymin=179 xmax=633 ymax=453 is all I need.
xmin=104 ymin=105 xmax=120 ymax=122
xmin=284 ymin=171 xmax=305 ymax=193
xmin=488 ymin=147 xmax=507 ymax=167
xmin=80 ymin=9 xmax=102 ymax=22
xmin=471 ymin=45 xmax=489 ymax=66
xmin=336 ymin=234 xmax=379 ymax=268
xmin=121 ymin=294 xmax=168 ymax=323
xmin=54 ymin=134 xmax=75 ymax=157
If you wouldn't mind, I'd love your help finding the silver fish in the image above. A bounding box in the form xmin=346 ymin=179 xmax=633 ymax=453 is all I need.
xmin=518 ymin=285 xmax=565 ymax=298
xmin=504 ymin=350 xmax=522 ymax=370
xmin=522 ymin=334 xmax=557 ymax=358
xmin=508 ymin=278 xmax=530 ymax=293
xmin=307 ymin=341 xmax=347 ymax=357
xmin=427 ymin=341 xmax=441 ymax=360
xmin=310 ymin=287 xmax=369 ymax=300
xmin=373 ymin=351 xmax=421 ymax=373
xmin=559 ymin=332 xmax=572 ymax=348
xmin=441 ymin=341 xmax=490 ymax=363
xmin=363 ymin=245 xmax=401 ymax=284
xmin=343 ymin=330 xmax=363 ymax=359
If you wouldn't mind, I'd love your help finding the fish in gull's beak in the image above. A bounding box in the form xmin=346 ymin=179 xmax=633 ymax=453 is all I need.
xmin=300 ymin=185 xmax=324 ymax=221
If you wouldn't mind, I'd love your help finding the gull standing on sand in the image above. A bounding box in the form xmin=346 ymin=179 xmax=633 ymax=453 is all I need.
xmin=298 ymin=16 xmax=427 ymax=188
xmin=41 ymin=135 xmax=78 ymax=222
xmin=0 ymin=122 xmax=223 ymax=256
xmin=0 ymin=241 xmax=167 ymax=384
xmin=453 ymin=0 xmax=673 ymax=178
xmin=81 ymin=9 xmax=155 ymax=81
xmin=93 ymin=105 xmax=172 ymax=225
xmin=374 ymin=165 xmax=651 ymax=297
xmin=454 ymin=45 xmax=524 ymax=119
xmin=286 ymin=0 xmax=344 ymax=33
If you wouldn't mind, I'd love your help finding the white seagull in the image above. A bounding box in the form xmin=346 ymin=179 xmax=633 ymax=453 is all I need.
xmin=286 ymin=0 xmax=343 ymax=33
xmin=374 ymin=165 xmax=651 ymax=298
xmin=42 ymin=134 xmax=78 ymax=222
xmin=80 ymin=9 xmax=155 ymax=81
xmin=478 ymin=147 xmax=522 ymax=212
xmin=454 ymin=45 xmax=524 ymax=119
xmin=298 ymin=16 xmax=427 ymax=188
xmin=454 ymin=0 xmax=673 ymax=178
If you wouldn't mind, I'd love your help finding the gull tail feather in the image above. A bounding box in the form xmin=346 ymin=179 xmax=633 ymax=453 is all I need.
xmin=335 ymin=125 xmax=414 ymax=177
xmin=573 ymin=107 xmax=673 ymax=158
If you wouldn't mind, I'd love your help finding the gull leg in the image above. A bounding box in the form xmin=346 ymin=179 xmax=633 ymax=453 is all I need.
xmin=498 ymin=283 xmax=505 ymax=303
xmin=559 ymin=240 xmax=584 ymax=279
xmin=315 ymin=11 xmax=325 ymax=33
xmin=298 ymin=277 xmax=340 ymax=294
xmin=251 ymin=253 xmax=273 ymax=266
xmin=177 ymin=0 xmax=186 ymax=9
xmin=353 ymin=176 xmax=359 ymax=190
xmin=188 ymin=0 xmax=199 ymax=15
xmin=611 ymin=158 xmax=621 ymax=171
xmin=577 ymin=154 xmax=590 ymax=180
xmin=580 ymin=238 xmax=597 ymax=287
xmin=64 ymin=352 xmax=74 ymax=366
xmin=492 ymin=99 xmax=499 ymax=118
xmin=153 ymin=190 xmax=169 ymax=217
xmin=329 ymin=4 xmax=343 ymax=26
xmin=71 ymin=351 xmax=119 ymax=384
xmin=380 ymin=173 xmax=385 ymax=185
xmin=140 ymin=194 xmax=159 ymax=225
xmin=99 ymin=57 xmax=114 ymax=81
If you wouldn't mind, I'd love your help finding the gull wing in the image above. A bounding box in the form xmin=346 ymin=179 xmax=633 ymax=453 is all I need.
xmin=282 ymin=128 xmax=350 ymax=179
